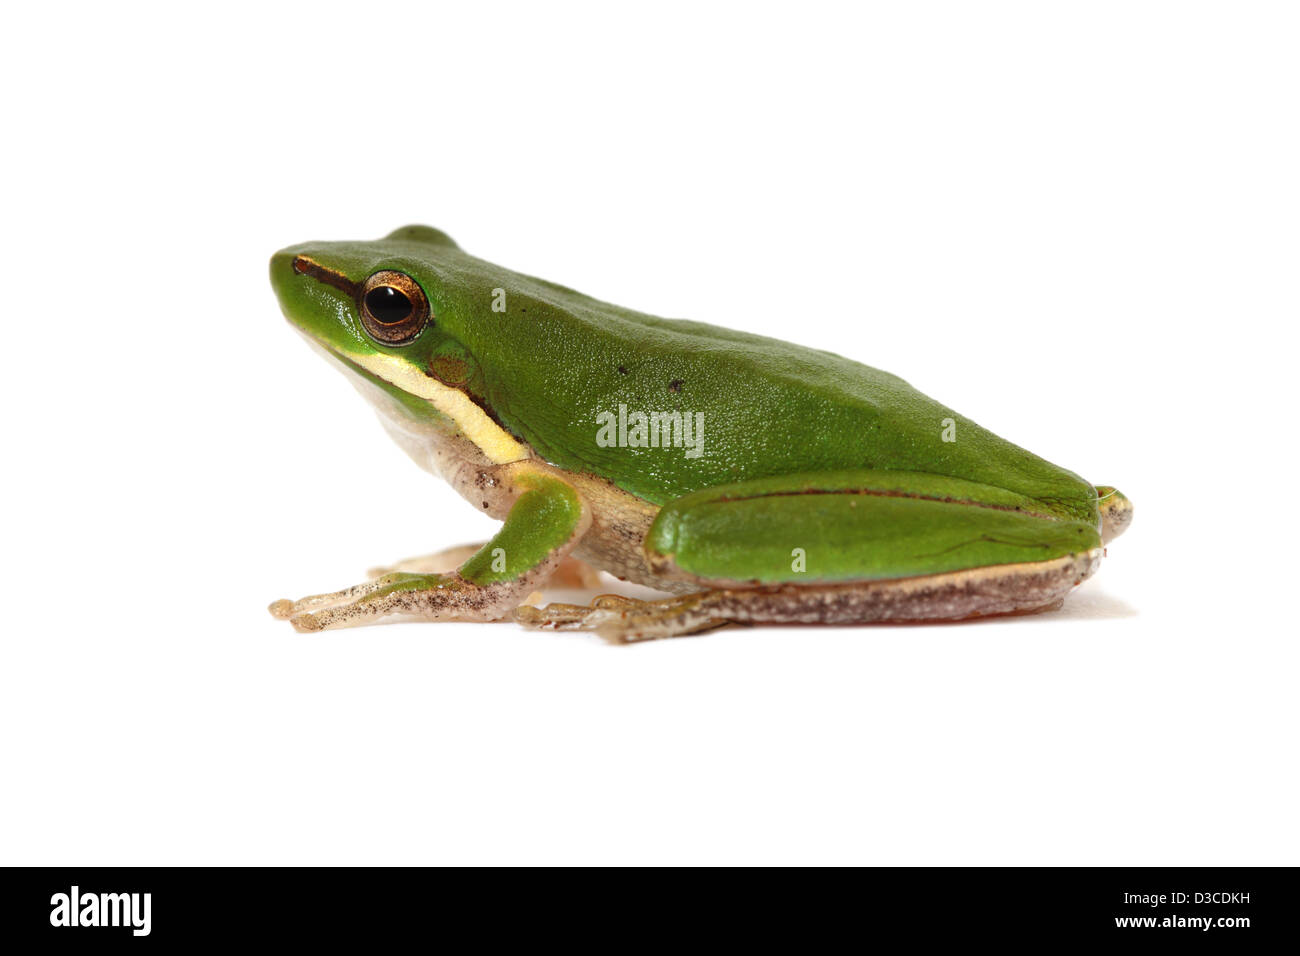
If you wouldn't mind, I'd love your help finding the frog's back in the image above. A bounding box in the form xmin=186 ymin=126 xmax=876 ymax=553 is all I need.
xmin=430 ymin=245 xmax=1096 ymax=521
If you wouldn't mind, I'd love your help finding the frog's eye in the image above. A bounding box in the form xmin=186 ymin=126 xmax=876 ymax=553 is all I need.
xmin=358 ymin=270 xmax=430 ymax=345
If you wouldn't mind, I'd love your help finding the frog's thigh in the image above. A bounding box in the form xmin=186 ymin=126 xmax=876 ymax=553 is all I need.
xmin=271 ymin=470 xmax=591 ymax=632
xmin=647 ymin=470 xmax=1102 ymax=585
xmin=547 ymin=470 xmax=1106 ymax=640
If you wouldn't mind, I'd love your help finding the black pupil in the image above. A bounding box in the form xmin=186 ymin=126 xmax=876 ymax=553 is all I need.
xmin=365 ymin=286 xmax=413 ymax=324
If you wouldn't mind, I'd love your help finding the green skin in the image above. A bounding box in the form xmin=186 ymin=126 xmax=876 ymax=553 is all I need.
xmin=268 ymin=226 xmax=1130 ymax=640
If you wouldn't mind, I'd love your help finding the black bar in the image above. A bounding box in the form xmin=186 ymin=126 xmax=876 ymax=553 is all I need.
xmin=1 ymin=867 xmax=1294 ymax=946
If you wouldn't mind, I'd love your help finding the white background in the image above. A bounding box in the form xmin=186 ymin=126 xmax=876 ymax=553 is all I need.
xmin=2 ymin=2 xmax=1296 ymax=865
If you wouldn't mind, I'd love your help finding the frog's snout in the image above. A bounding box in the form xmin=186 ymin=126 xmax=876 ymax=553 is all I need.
xmin=268 ymin=248 xmax=303 ymax=282
xmin=268 ymin=249 xmax=301 ymax=310
xmin=1095 ymin=486 xmax=1133 ymax=544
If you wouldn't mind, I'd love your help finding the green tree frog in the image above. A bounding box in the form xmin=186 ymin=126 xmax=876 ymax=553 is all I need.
xmin=268 ymin=226 xmax=1132 ymax=641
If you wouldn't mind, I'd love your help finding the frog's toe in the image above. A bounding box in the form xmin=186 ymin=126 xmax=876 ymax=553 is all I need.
xmin=268 ymin=598 xmax=295 ymax=619
xmin=1095 ymin=486 xmax=1133 ymax=544
xmin=268 ymin=573 xmax=426 ymax=623
xmin=267 ymin=588 xmax=356 ymax=619
xmin=284 ymin=583 xmax=424 ymax=632
xmin=290 ymin=613 xmax=326 ymax=633
xmin=287 ymin=605 xmax=377 ymax=632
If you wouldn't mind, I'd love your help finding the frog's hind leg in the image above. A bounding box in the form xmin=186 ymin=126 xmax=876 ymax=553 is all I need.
xmin=514 ymin=593 xmax=731 ymax=642
xmin=515 ymin=551 xmax=1101 ymax=643
xmin=522 ymin=468 xmax=1107 ymax=642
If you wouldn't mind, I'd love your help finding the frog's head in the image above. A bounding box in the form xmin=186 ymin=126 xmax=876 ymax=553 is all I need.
xmin=269 ymin=225 xmax=529 ymax=465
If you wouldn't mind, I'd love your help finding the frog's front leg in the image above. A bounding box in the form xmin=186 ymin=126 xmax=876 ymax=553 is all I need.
xmin=269 ymin=468 xmax=590 ymax=632
xmin=365 ymin=543 xmax=484 ymax=578
xmin=366 ymin=544 xmax=604 ymax=589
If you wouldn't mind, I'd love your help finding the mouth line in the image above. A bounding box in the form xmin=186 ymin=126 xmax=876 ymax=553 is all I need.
xmin=292 ymin=255 xmax=358 ymax=297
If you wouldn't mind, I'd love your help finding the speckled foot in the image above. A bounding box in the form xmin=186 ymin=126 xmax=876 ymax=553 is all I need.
xmin=268 ymin=574 xmax=409 ymax=620
xmin=514 ymin=551 xmax=1103 ymax=643
xmin=513 ymin=593 xmax=732 ymax=643
xmin=269 ymin=572 xmax=476 ymax=632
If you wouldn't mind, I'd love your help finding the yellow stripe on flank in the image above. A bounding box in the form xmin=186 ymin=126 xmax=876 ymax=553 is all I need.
xmin=348 ymin=350 xmax=530 ymax=464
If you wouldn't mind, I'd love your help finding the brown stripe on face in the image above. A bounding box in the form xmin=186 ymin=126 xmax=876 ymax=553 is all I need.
xmin=292 ymin=255 xmax=358 ymax=296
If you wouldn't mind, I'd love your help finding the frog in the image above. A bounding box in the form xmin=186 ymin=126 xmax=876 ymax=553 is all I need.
xmin=267 ymin=225 xmax=1132 ymax=642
